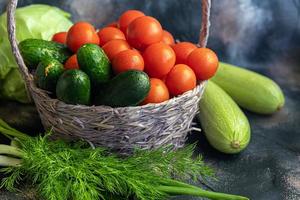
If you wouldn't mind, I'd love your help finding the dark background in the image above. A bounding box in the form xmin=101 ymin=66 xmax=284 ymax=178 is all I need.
xmin=0 ymin=0 xmax=299 ymax=200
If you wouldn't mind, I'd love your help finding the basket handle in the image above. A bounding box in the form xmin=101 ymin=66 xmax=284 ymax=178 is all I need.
xmin=7 ymin=0 xmax=211 ymax=85
xmin=199 ymin=0 xmax=211 ymax=47
xmin=7 ymin=0 xmax=33 ymax=87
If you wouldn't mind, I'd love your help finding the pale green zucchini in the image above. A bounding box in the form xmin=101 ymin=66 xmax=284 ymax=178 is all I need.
xmin=198 ymin=81 xmax=251 ymax=154
xmin=211 ymin=62 xmax=285 ymax=114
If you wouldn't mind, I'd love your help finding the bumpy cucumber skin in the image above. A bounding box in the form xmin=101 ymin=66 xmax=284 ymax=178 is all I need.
xmin=19 ymin=39 xmax=72 ymax=69
xmin=198 ymin=81 xmax=251 ymax=154
xmin=94 ymin=70 xmax=150 ymax=107
xmin=35 ymin=58 xmax=64 ymax=93
xmin=211 ymin=62 xmax=285 ymax=114
xmin=77 ymin=44 xmax=111 ymax=86
xmin=56 ymin=70 xmax=91 ymax=105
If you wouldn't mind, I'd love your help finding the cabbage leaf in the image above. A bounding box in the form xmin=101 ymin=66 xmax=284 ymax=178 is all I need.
xmin=0 ymin=4 xmax=73 ymax=103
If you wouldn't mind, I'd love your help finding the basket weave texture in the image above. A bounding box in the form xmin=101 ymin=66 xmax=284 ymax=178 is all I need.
xmin=7 ymin=0 xmax=211 ymax=152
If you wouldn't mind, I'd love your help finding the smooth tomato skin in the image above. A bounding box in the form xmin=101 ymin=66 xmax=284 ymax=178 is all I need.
xmin=172 ymin=42 xmax=197 ymax=64
xmin=64 ymin=54 xmax=79 ymax=70
xmin=141 ymin=78 xmax=170 ymax=105
xmin=97 ymin=27 xmax=126 ymax=46
xmin=143 ymin=43 xmax=176 ymax=78
xmin=118 ymin=10 xmax=145 ymax=33
xmin=187 ymin=48 xmax=219 ymax=80
xmin=112 ymin=49 xmax=144 ymax=74
xmin=127 ymin=16 xmax=163 ymax=50
xmin=52 ymin=32 xmax=67 ymax=44
xmin=66 ymin=22 xmax=99 ymax=52
xmin=106 ymin=21 xmax=119 ymax=28
xmin=102 ymin=39 xmax=130 ymax=61
xmin=161 ymin=30 xmax=175 ymax=46
xmin=166 ymin=64 xmax=196 ymax=96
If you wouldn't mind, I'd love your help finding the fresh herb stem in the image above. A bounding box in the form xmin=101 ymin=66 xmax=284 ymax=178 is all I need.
xmin=0 ymin=144 xmax=24 ymax=158
xmin=0 ymin=119 xmax=29 ymax=137
xmin=10 ymin=139 xmax=21 ymax=148
xmin=0 ymin=126 xmax=29 ymax=141
xmin=0 ymin=120 xmax=13 ymax=140
xmin=158 ymin=179 xmax=249 ymax=200
xmin=158 ymin=185 xmax=249 ymax=200
xmin=0 ymin=155 xmax=22 ymax=167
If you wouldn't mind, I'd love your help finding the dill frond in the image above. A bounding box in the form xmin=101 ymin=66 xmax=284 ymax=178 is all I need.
xmin=1 ymin=135 xmax=213 ymax=200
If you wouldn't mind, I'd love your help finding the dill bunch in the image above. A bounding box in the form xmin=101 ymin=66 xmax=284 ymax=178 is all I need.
xmin=2 ymin=136 xmax=211 ymax=200
xmin=0 ymin=118 xmax=249 ymax=200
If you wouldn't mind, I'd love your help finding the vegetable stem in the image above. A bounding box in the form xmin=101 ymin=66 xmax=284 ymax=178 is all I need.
xmin=0 ymin=155 xmax=22 ymax=167
xmin=159 ymin=179 xmax=248 ymax=200
xmin=0 ymin=145 xmax=23 ymax=158
xmin=0 ymin=126 xmax=29 ymax=141
xmin=0 ymin=119 xmax=29 ymax=137
xmin=10 ymin=139 xmax=21 ymax=148
xmin=157 ymin=185 xmax=249 ymax=200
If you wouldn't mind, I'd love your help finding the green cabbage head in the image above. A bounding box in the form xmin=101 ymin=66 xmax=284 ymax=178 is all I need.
xmin=0 ymin=4 xmax=73 ymax=103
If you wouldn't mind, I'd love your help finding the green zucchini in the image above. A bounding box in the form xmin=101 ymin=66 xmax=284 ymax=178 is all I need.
xmin=35 ymin=58 xmax=64 ymax=93
xmin=19 ymin=39 xmax=72 ymax=69
xmin=197 ymin=81 xmax=251 ymax=154
xmin=211 ymin=62 xmax=285 ymax=114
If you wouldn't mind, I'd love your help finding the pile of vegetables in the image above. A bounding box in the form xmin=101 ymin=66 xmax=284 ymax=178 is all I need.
xmin=19 ymin=10 xmax=219 ymax=107
xmin=0 ymin=4 xmax=73 ymax=103
xmin=0 ymin=119 xmax=249 ymax=200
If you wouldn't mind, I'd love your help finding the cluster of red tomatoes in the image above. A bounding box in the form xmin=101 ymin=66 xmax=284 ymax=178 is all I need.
xmin=52 ymin=10 xmax=218 ymax=105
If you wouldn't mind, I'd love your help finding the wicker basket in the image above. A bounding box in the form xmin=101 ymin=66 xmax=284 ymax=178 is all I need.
xmin=7 ymin=0 xmax=211 ymax=152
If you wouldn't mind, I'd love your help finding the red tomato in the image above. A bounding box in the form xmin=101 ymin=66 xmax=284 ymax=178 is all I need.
xmin=143 ymin=43 xmax=176 ymax=78
xmin=66 ymin=22 xmax=99 ymax=52
xmin=172 ymin=42 xmax=197 ymax=64
xmin=166 ymin=64 xmax=197 ymax=96
xmin=112 ymin=49 xmax=144 ymax=74
xmin=127 ymin=16 xmax=163 ymax=50
xmin=131 ymin=48 xmax=141 ymax=54
xmin=106 ymin=21 xmax=118 ymax=28
xmin=64 ymin=54 xmax=79 ymax=70
xmin=118 ymin=10 xmax=145 ymax=33
xmin=98 ymin=27 xmax=126 ymax=46
xmin=141 ymin=78 xmax=170 ymax=105
xmin=161 ymin=30 xmax=175 ymax=46
xmin=52 ymin=32 xmax=67 ymax=44
xmin=102 ymin=39 xmax=130 ymax=61
xmin=187 ymin=48 xmax=219 ymax=80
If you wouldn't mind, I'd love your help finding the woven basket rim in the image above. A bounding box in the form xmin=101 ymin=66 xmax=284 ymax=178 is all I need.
xmin=30 ymin=75 xmax=206 ymax=110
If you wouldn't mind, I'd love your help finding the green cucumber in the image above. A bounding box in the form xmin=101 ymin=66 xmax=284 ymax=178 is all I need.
xmin=198 ymin=81 xmax=251 ymax=154
xmin=94 ymin=70 xmax=150 ymax=107
xmin=35 ymin=58 xmax=64 ymax=93
xmin=56 ymin=70 xmax=91 ymax=105
xmin=77 ymin=44 xmax=111 ymax=86
xmin=211 ymin=62 xmax=285 ymax=114
xmin=19 ymin=39 xmax=72 ymax=69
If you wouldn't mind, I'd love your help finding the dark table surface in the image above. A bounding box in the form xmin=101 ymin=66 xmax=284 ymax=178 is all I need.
xmin=0 ymin=0 xmax=299 ymax=200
